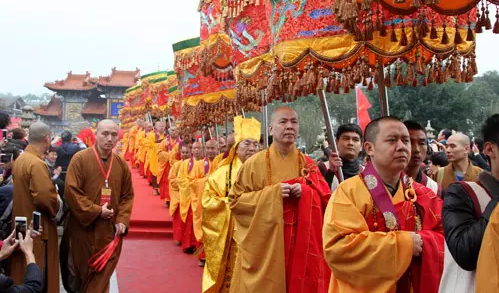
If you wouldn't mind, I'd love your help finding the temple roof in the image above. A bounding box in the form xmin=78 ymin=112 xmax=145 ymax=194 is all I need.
xmin=44 ymin=71 xmax=97 ymax=92
xmin=91 ymin=67 xmax=140 ymax=88
xmin=82 ymin=99 xmax=107 ymax=116
xmin=34 ymin=96 xmax=62 ymax=118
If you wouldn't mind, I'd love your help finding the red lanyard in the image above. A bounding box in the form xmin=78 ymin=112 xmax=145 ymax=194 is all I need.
xmin=93 ymin=147 xmax=114 ymax=187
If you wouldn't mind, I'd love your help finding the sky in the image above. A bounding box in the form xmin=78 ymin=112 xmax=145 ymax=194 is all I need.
xmin=1 ymin=0 xmax=499 ymax=95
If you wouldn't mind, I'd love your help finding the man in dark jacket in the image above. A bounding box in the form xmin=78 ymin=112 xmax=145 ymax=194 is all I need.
xmin=55 ymin=131 xmax=84 ymax=181
xmin=440 ymin=114 xmax=499 ymax=292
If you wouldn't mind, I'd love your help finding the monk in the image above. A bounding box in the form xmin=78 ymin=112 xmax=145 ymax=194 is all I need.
xmin=130 ymin=120 xmax=143 ymax=166
xmin=212 ymin=133 xmax=235 ymax=170
xmin=228 ymin=107 xmax=332 ymax=293
xmin=61 ymin=119 xmax=134 ymax=293
xmin=10 ymin=122 xmax=61 ymax=293
xmin=146 ymin=121 xmax=166 ymax=195
xmin=323 ymin=116 xmax=445 ymax=293
xmin=202 ymin=116 xmax=261 ymax=293
xmin=139 ymin=122 xmax=153 ymax=179
xmin=178 ymin=141 xmax=204 ymax=253
xmin=434 ymin=132 xmax=482 ymax=190
xmin=403 ymin=120 xmax=442 ymax=197
xmin=191 ymin=139 xmax=219 ymax=266
xmin=169 ymin=144 xmax=192 ymax=245
xmin=158 ymin=126 xmax=182 ymax=206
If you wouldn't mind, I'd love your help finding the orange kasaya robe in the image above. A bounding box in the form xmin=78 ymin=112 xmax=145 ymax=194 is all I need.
xmin=476 ymin=204 xmax=499 ymax=293
xmin=323 ymin=168 xmax=444 ymax=293
xmin=178 ymin=157 xmax=199 ymax=250
xmin=136 ymin=130 xmax=148 ymax=176
xmin=168 ymin=160 xmax=184 ymax=242
xmin=133 ymin=128 xmax=145 ymax=169
xmin=126 ymin=126 xmax=138 ymax=162
xmin=120 ymin=132 xmax=129 ymax=160
xmin=145 ymin=132 xmax=164 ymax=185
xmin=228 ymin=144 xmax=332 ymax=293
xmin=158 ymin=138 xmax=181 ymax=202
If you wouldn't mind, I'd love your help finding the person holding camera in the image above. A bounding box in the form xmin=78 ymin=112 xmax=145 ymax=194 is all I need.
xmin=0 ymin=229 xmax=43 ymax=293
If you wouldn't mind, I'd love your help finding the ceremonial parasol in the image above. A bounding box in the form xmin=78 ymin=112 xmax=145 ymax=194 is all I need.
xmin=229 ymin=0 xmax=476 ymax=181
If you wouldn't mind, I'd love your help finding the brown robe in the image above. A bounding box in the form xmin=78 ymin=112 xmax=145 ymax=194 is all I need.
xmin=435 ymin=160 xmax=482 ymax=190
xmin=61 ymin=147 xmax=134 ymax=293
xmin=10 ymin=145 xmax=60 ymax=293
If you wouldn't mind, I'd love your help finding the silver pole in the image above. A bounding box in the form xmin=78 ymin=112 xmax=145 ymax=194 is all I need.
xmin=241 ymin=108 xmax=246 ymax=118
xmin=215 ymin=124 xmax=220 ymax=148
xmin=225 ymin=114 xmax=229 ymax=137
xmin=201 ymin=125 xmax=206 ymax=157
xmin=318 ymin=88 xmax=344 ymax=182
xmin=208 ymin=127 xmax=213 ymax=140
xmin=261 ymin=90 xmax=269 ymax=149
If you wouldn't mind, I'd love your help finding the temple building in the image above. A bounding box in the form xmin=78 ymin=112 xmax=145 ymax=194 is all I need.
xmin=35 ymin=67 xmax=139 ymax=133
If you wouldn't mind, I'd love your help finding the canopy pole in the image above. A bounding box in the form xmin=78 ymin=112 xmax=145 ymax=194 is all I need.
xmin=241 ymin=108 xmax=246 ymax=118
xmin=225 ymin=114 xmax=229 ymax=137
xmin=377 ymin=59 xmax=389 ymax=116
xmin=201 ymin=125 xmax=206 ymax=157
xmin=261 ymin=90 xmax=269 ymax=149
xmin=318 ymin=89 xmax=344 ymax=182
xmin=215 ymin=124 xmax=220 ymax=148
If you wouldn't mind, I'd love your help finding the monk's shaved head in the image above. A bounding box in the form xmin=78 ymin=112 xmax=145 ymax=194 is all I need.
xmin=206 ymin=140 xmax=217 ymax=148
xmin=192 ymin=141 xmax=204 ymax=160
xmin=270 ymin=106 xmax=297 ymax=125
xmin=448 ymin=133 xmax=471 ymax=147
xmin=226 ymin=132 xmax=235 ymax=148
xmin=28 ymin=122 xmax=51 ymax=144
xmin=205 ymin=139 xmax=218 ymax=160
xmin=97 ymin=119 xmax=118 ymax=132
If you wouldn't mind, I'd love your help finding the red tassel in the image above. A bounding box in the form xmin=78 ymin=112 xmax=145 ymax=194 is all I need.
xmin=494 ymin=12 xmax=499 ymax=34
xmin=422 ymin=75 xmax=428 ymax=87
xmin=430 ymin=19 xmax=438 ymax=39
xmin=400 ymin=24 xmax=408 ymax=46
xmin=441 ymin=22 xmax=449 ymax=44
xmin=368 ymin=78 xmax=374 ymax=90
xmin=380 ymin=15 xmax=387 ymax=37
xmin=391 ymin=23 xmax=398 ymax=42
xmin=485 ymin=6 xmax=492 ymax=30
xmin=412 ymin=77 xmax=418 ymax=87
xmin=467 ymin=21 xmax=475 ymax=40
xmin=454 ymin=24 xmax=463 ymax=44
xmin=362 ymin=76 xmax=367 ymax=86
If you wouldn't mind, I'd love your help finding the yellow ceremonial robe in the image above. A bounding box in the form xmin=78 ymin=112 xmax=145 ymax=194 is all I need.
xmin=191 ymin=159 xmax=215 ymax=242
xmin=157 ymin=138 xmax=171 ymax=183
xmin=137 ymin=131 xmax=148 ymax=164
xmin=322 ymin=176 xmax=414 ymax=293
xmin=168 ymin=161 xmax=182 ymax=217
xmin=211 ymin=153 xmax=226 ymax=172
xmin=178 ymin=158 xmax=199 ymax=222
xmin=202 ymin=157 xmax=242 ymax=293
xmin=228 ymin=145 xmax=306 ymax=293
xmin=475 ymin=205 xmax=499 ymax=293
xmin=121 ymin=132 xmax=129 ymax=159
xmin=145 ymin=133 xmax=164 ymax=177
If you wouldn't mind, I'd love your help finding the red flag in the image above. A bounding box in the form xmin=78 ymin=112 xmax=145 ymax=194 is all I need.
xmin=356 ymin=87 xmax=371 ymax=132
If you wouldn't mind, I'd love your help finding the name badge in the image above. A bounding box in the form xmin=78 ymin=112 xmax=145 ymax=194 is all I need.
xmin=101 ymin=187 xmax=112 ymax=206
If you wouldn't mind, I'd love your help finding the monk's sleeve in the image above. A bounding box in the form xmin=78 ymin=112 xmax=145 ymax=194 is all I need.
xmin=322 ymin=184 xmax=414 ymax=291
xmin=116 ymin=162 xmax=134 ymax=228
xmin=28 ymin=162 xmax=59 ymax=218
xmin=65 ymin=154 xmax=102 ymax=227
xmin=476 ymin=205 xmax=499 ymax=293
xmin=168 ymin=163 xmax=179 ymax=190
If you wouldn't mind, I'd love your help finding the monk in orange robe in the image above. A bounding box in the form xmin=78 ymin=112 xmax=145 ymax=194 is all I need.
xmin=191 ymin=139 xmax=219 ymax=265
xmin=169 ymin=144 xmax=192 ymax=245
xmin=61 ymin=119 xmax=134 ymax=293
xmin=178 ymin=141 xmax=204 ymax=253
xmin=145 ymin=121 xmax=165 ymax=194
xmin=133 ymin=123 xmax=146 ymax=172
xmin=323 ymin=116 xmax=444 ymax=293
xmin=158 ymin=127 xmax=182 ymax=206
xmin=130 ymin=120 xmax=143 ymax=166
xmin=141 ymin=122 xmax=154 ymax=180
xmin=211 ymin=133 xmax=235 ymax=170
xmin=229 ymin=107 xmax=332 ymax=293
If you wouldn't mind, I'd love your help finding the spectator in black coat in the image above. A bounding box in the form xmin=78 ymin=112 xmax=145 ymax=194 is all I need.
xmin=0 ymin=230 xmax=42 ymax=293
xmin=7 ymin=128 xmax=28 ymax=151
xmin=55 ymin=131 xmax=85 ymax=181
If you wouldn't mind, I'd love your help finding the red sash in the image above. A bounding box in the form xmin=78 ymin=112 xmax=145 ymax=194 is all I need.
xmin=88 ymin=236 xmax=122 ymax=272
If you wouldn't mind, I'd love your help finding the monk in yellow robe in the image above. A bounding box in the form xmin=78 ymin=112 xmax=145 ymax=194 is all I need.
xmin=202 ymin=116 xmax=261 ymax=293
xmin=61 ymin=119 xmax=134 ymax=293
xmin=133 ymin=123 xmax=146 ymax=172
xmin=170 ymin=144 xmax=192 ymax=245
xmin=323 ymin=116 xmax=444 ymax=293
xmin=158 ymin=127 xmax=182 ymax=206
xmin=130 ymin=120 xmax=143 ymax=166
xmin=145 ymin=121 xmax=166 ymax=194
xmin=191 ymin=140 xmax=219 ymax=265
xmin=229 ymin=107 xmax=332 ymax=293
xmin=211 ymin=133 xmax=235 ymax=171
xmin=178 ymin=141 xmax=204 ymax=252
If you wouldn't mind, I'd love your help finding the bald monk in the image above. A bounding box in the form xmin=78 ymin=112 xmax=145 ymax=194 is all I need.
xmin=178 ymin=141 xmax=204 ymax=253
xmin=202 ymin=116 xmax=261 ymax=293
xmin=10 ymin=122 xmax=61 ymax=293
xmin=169 ymin=144 xmax=192 ymax=245
xmin=146 ymin=121 xmax=166 ymax=195
xmin=434 ymin=133 xmax=482 ymax=190
xmin=323 ymin=116 xmax=444 ymax=293
xmin=191 ymin=140 xmax=219 ymax=265
xmin=229 ymin=107 xmax=332 ymax=293
xmin=212 ymin=133 xmax=235 ymax=170
xmin=158 ymin=127 xmax=182 ymax=206
xmin=61 ymin=119 xmax=134 ymax=293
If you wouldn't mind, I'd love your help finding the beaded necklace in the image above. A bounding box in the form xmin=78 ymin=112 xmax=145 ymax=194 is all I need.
xmin=265 ymin=147 xmax=304 ymax=186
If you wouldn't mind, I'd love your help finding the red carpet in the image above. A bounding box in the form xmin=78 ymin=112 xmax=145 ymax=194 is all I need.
xmin=116 ymin=163 xmax=203 ymax=292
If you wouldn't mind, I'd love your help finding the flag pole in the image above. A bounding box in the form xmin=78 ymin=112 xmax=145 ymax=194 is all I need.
xmin=317 ymin=88 xmax=344 ymax=182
